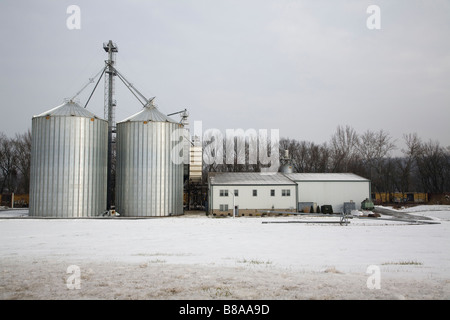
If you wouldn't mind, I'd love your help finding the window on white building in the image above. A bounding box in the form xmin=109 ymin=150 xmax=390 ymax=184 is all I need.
xmin=253 ymin=190 xmax=257 ymax=197
xmin=220 ymin=190 xmax=229 ymax=197
xmin=282 ymin=189 xmax=291 ymax=196
xmin=270 ymin=189 xmax=275 ymax=196
xmin=219 ymin=204 xmax=229 ymax=211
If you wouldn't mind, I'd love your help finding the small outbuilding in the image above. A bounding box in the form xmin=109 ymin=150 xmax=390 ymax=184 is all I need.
xmin=208 ymin=172 xmax=297 ymax=216
xmin=284 ymin=173 xmax=371 ymax=213
xmin=208 ymin=172 xmax=371 ymax=215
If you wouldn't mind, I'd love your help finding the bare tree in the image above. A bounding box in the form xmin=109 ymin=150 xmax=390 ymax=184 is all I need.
xmin=357 ymin=129 xmax=396 ymax=192
xmin=329 ymin=125 xmax=360 ymax=173
xmin=309 ymin=142 xmax=329 ymax=173
xmin=415 ymin=140 xmax=448 ymax=193
xmin=395 ymin=133 xmax=422 ymax=194
xmin=0 ymin=133 xmax=16 ymax=193
xmin=292 ymin=141 xmax=311 ymax=173
xmin=279 ymin=138 xmax=329 ymax=173
xmin=13 ymin=129 xmax=32 ymax=193
xmin=445 ymin=146 xmax=450 ymax=192
xmin=224 ymin=129 xmax=260 ymax=172
xmin=202 ymin=129 xmax=223 ymax=174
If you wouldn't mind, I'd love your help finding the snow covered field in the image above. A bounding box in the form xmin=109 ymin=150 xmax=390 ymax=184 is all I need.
xmin=0 ymin=206 xmax=449 ymax=300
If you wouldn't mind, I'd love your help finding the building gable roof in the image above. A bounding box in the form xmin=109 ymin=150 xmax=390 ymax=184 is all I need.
xmin=284 ymin=173 xmax=369 ymax=182
xmin=209 ymin=172 xmax=296 ymax=186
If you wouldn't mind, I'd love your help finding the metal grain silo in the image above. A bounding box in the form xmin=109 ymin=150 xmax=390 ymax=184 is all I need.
xmin=29 ymin=100 xmax=108 ymax=217
xmin=115 ymin=100 xmax=184 ymax=217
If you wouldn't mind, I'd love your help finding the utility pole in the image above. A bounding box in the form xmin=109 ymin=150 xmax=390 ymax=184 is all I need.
xmin=103 ymin=40 xmax=118 ymax=212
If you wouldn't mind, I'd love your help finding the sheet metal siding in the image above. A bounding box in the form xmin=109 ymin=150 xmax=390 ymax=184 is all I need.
xmin=209 ymin=172 xmax=296 ymax=185
xmin=211 ymin=185 xmax=296 ymax=210
xmin=29 ymin=115 xmax=107 ymax=217
xmin=297 ymin=181 xmax=370 ymax=212
xmin=116 ymin=121 xmax=183 ymax=217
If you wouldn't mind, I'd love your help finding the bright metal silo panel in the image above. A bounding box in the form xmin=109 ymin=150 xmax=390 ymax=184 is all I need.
xmin=116 ymin=103 xmax=184 ymax=217
xmin=29 ymin=101 xmax=108 ymax=217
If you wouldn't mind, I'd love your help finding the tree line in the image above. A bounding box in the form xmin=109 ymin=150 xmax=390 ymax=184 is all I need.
xmin=0 ymin=130 xmax=31 ymax=194
xmin=1 ymin=126 xmax=449 ymax=195
xmin=203 ymin=125 xmax=450 ymax=194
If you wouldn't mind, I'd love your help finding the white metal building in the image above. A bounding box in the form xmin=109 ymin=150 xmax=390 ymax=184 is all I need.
xmin=208 ymin=172 xmax=297 ymax=215
xmin=208 ymin=172 xmax=370 ymax=215
xmin=284 ymin=173 xmax=371 ymax=213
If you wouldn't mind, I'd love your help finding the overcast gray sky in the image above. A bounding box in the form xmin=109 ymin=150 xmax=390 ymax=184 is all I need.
xmin=1 ymin=0 xmax=449 ymax=150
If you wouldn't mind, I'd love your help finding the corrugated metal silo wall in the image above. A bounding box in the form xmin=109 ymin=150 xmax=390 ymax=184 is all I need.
xmin=115 ymin=121 xmax=184 ymax=216
xmin=29 ymin=116 xmax=108 ymax=217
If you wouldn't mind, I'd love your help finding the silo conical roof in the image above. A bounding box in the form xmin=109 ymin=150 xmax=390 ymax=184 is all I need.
xmin=34 ymin=100 xmax=102 ymax=119
xmin=119 ymin=99 xmax=178 ymax=123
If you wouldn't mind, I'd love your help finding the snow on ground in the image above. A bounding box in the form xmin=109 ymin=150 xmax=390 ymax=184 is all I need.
xmin=0 ymin=207 xmax=449 ymax=300
xmin=0 ymin=209 xmax=29 ymax=218
xmin=375 ymin=205 xmax=450 ymax=221
xmin=402 ymin=205 xmax=450 ymax=221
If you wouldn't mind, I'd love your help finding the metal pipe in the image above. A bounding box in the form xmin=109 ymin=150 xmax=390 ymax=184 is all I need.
xmin=70 ymin=66 xmax=105 ymax=101
xmin=112 ymin=66 xmax=149 ymax=105
xmin=84 ymin=67 xmax=106 ymax=108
